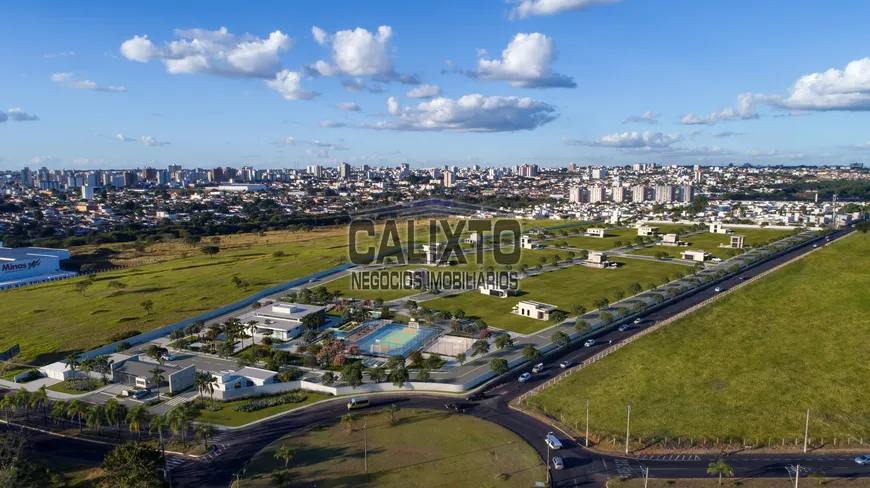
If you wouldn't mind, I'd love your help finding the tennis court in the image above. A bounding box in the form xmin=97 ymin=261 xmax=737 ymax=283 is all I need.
xmin=353 ymin=323 xmax=441 ymax=357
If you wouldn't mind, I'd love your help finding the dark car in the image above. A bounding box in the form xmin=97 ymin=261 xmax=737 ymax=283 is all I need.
xmin=445 ymin=402 xmax=467 ymax=412
xmin=466 ymin=392 xmax=485 ymax=402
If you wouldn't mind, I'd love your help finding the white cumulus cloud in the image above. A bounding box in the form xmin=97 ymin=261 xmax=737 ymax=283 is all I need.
xmin=50 ymin=72 xmax=127 ymax=93
xmin=473 ymin=33 xmax=575 ymax=88
xmin=678 ymin=93 xmax=760 ymax=125
xmin=320 ymin=120 xmax=347 ymax=128
xmin=308 ymin=25 xmax=419 ymax=84
xmin=336 ymin=102 xmax=361 ymax=112
xmin=566 ymin=131 xmax=683 ymax=149
xmin=360 ymin=94 xmax=558 ymax=132
xmin=115 ymin=134 xmax=136 ymax=142
xmin=141 ymin=136 xmax=170 ymax=147
xmin=387 ymin=96 xmax=401 ymax=115
xmin=119 ymin=27 xmax=293 ymax=78
xmin=406 ymin=84 xmax=442 ymax=99
xmin=760 ymin=57 xmax=870 ymax=111
xmin=265 ymin=70 xmax=319 ymax=100
xmin=623 ymin=111 xmax=659 ymax=124
xmin=510 ymin=0 xmax=624 ymax=19
xmin=312 ymin=26 xmax=329 ymax=46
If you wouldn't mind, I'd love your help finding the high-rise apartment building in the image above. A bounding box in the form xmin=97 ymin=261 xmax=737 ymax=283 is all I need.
xmin=654 ymin=185 xmax=675 ymax=203
xmin=568 ymin=186 xmax=586 ymax=203
xmin=612 ymin=186 xmax=628 ymax=203
xmin=679 ymin=184 xmax=695 ymax=203
xmin=588 ymin=185 xmax=607 ymax=203
xmin=443 ymin=171 xmax=455 ymax=187
xmin=632 ymin=185 xmax=648 ymax=202
xmin=591 ymin=168 xmax=608 ymax=179
xmin=340 ymin=162 xmax=351 ymax=179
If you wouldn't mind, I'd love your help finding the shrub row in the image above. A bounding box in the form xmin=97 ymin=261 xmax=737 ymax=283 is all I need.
xmin=233 ymin=390 xmax=308 ymax=413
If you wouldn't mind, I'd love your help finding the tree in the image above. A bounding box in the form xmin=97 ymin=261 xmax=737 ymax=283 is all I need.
xmin=388 ymin=364 xmax=409 ymax=388
xmin=126 ymin=405 xmax=151 ymax=439
xmin=140 ymin=299 xmax=154 ymax=315
xmin=856 ymin=221 xmax=870 ymax=239
xmin=341 ymin=413 xmax=357 ymax=433
xmin=67 ymin=399 xmax=88 ymax=433
xmin=598 ymin=311 xmax=613 ymax=324
xmin=489 ymin=358 xmax=509 ymax=374
xmin=341 ymin=362 xmax=364 ymax=389
xmin=471 ymin=339 xmax=490 ymax=356
xmin=551 ymin=331 xmax=570 ymax=347
xmin=64 ymin=353 xmax=80 ymax=379
xmin=30 ymin=385 xmax=48 ymax=422
xmin=494 ymin=334 xmax=513 ymax=350
xmin=74 ymin=280 xmax=92 ymax=296
xmin=149 ymin=414 xmax=169 ymax=454
xmin=369 ymin=366 xmax=387 ymax=383
xmin=574 ymin=319 xmax=591 ymax=333
xmin=274 ymin=445 xmax=296 ymax=468
xmin=321 ymin=371 xmax=336 ymax=386
xmin=617 ymin=307 xmax=630 ymax=318
xmin=614 ymin=290 xmax=626 ymax=301
xmin=86 ymin=404 xmax=106 ymax=436
xmin=550 ymin=310 xmax=568 ymax=322
xmin=200 ymin=245 xmax=220 ymax=257
xmin=0 ymin=394 xmax=15 ymax=424
xmin=417 ymin=368 xmax=431 ymax=381
xmin=271 ymin=470 xmax=291 ymax=487
xmin=707 ymin=458 xmax=734 ymax=485
xmin=628 ymin=282 xmax=642 ymax=295
xmin=149 ymin=367 xmax=166 ymax=400
xmin=456 ymin=352 xmax=466 ymax=366
xmin=108 ymin=280 xmax=127 ymax=293
xmin=101 ymin=442 xmax=164 ymax=488
xmin=216 ymin=340 xmax=234 ymax=358
xmin=572 ymin=304 xmax=587 ymax=317
xmin=50 ymin=400 xmax=67 ymax=425
xmin=194 ymin=423 xmax=215 ymax=449
xmin=522 ymin=345 xmax=542 ymax=362
xmin=13 ymin=388 xmax=31 ymax=420
xmin=383 ymin=403 xmax=400 ymax=424
xmin=168 ymin=403 xmax=196 ymax=448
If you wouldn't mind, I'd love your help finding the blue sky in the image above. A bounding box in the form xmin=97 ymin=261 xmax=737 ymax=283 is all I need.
xmin=2 ymin=0 xmax=869 ymax=170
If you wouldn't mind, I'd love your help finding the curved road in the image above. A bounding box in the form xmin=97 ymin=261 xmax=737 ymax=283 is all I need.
xmin=12 ymin=227 xmax=863 ymax=487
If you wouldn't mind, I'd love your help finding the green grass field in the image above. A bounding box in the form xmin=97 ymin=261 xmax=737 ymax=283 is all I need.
xmin=555 ymin=228 xmax=641 ymax=251
xmin=628 ymin=229 xmax=795 ymax=260
xmin=422 ymin=258 xmax=687 ymax=334
xmin=0 ymin=228 xmax=354 ymax=365
xmin=240 ymin=408 xmax=545 ymax=488
xmin=526 ymin=233 xmax=870 ymax=441
xmin=192 ymin=391 xmax=334 ymax=427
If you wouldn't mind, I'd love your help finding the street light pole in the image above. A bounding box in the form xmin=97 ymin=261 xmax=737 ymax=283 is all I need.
xmin=794 ymin=464 xmax=800 ymax=488
xmin=546 ymin=431 xmax=552 ymax=484
xmin=364 ymin=421 xmax=368 ymax=475
xmin=803 ymin=409 xmax=810 ymax=453
xmin=585 ymin=398 xmax=590 ymax=447
xmin=625 ymin=405 xmax=631 ymax=455
xmin=640 ymin=465 xmax=649 ymax=488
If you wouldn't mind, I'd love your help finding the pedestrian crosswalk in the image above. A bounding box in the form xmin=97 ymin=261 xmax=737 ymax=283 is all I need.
xmin=165 ymin=456 xmax=188 ymax=469
xmin=163 ymin=394 xmax=197 ymax=408
xmin=634 ymin=454 xmax=702 ymax=461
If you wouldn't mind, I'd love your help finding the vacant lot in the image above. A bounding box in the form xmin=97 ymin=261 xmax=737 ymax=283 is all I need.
xmin=422 ymin=257 xmax=686 ymax=334
xmin=241 ymin=408 xmax=545 ymax=488
xmin=0 ymin=228 xmax=353 ymax=365
xmin=629 ymin=229 xmax=794 ymax=260
xmin=556 ymin=228 xmax=641 ymax=251
xmin=526 ymin=234 xmax=870 ymax=440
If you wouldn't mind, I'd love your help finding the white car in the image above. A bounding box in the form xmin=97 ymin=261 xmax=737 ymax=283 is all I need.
xmin=559 ymin=360 xmax=573 ymax=369
xmin=618 ymin=324 xmax=630 ymax=332
xmin=161 ymin=353 xmax=175 ymax=361
xmin=583 ymin=339 xmax=596 ymax=347
xmin=633 ymin=318 xmax=644 ymax=324
xmin=813 ymin=244 xmax=818 ymax=248
xmin=552 ymin=457 xmax=565 ymax=470
xmin=518 ymin=373 xmax=531 ymax=383
xmin=855 ymin=455 xmax=870 ymax=465
xmin=714 ymin=287 xmax=722 ymax=292
xmin=711 ymin=257 xmax=722 ymax=263
xmin=532 ymin=363 xmax=545 ymax=373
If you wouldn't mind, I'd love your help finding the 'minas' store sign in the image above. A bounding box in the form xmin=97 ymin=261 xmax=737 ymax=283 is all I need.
xmin=1 ymin=259 xmax=41 ymax=273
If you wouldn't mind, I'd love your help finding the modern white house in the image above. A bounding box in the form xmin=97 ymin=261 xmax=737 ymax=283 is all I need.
xmin=681 ymin=250 xmax=710 ymax=262
xmin=513 ymin=300 xmax=557 ymax=320
xmin=239 ymin=302 xmax=327 ymax=341
xmin=520 ymin=235 xmax=539 ymax=249
xmin=479 ymin=282 xmax=518 ymax=298
xmin=729 ymin=235 xmax=745 ymax=249
xmin=709 ymin=223 xmax=732 ymax=234
xmin=586 ymin=228 xmax=606 ymax=238
xmin=420 ymin=243 xmax=448 ymax=265
xmin=214 ymin=367 xmax=278 ymax=392
xmin=637 ymin=225 xmax=659 ymax=237
xmin=462 ymin=231 xmax=484 ymax=245
xmin=660 ymin=233 xmax=683 ymax=246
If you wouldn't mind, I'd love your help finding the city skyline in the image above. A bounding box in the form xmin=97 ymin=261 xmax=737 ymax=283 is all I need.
xmin=2 ymin=0 xmax=870 ymax=170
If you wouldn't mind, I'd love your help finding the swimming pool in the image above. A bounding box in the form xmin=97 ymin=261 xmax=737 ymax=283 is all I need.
xmin=353 ymin=323 xmax=440 ymax=357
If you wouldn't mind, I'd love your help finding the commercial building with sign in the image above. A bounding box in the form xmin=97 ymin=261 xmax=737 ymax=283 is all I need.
xmin=0 ymin=244 xmax=73 ymax=289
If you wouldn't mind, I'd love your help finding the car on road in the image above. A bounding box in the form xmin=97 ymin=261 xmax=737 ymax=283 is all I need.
xmin=855 ymin=455 xmax=870 ymax=465
xmin=518 ymin=372 xmax=531 ymax=383
xmin=161 ymin=353 xmax=175 ymax=361
xmin=618 ymin=324 xmax=630 ymax=332
xmin=711 ymin=257 xmax=722 ymax=263
xmin=133 ymin=389 xmax=150 ymax=399
xmin=559 ymin=360 xmax=573 ymax=369
xmin=583 ymin=339 xmax=596 ymax=347
xmin=633 ymin=317 xmax=644 ymax=324
xmin=545 ymin=433 xmax=563 ymax=449
xmin=714 ymin=287 xmax=722 ymax=292
xmin=120 ymin=389 xmax=135 ymax=397
xmin=738 ymin=276 xmax=746 ymax=280
xmin=552 ymin=457 xmax=565 ymax=470
xmin=813 ymin=244 xmax=818 ymax=248
xmin=309 ymin=278 xmax=319 ymax=283
xmin=532 ymin=363 xmax=545 ymax=373
xmin=466 ymin=392 xmax=485 ymax=402
xmin=445 ymin=402 xmax=466 ymax=412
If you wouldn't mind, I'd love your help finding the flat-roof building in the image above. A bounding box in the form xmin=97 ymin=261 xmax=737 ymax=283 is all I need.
xmin=238 ymin=302 xmax=327 ymax=341
xmin=513 ymin=300 xmax=557 ymax=321
xmin=0 ymin=245 xmax=73 ymax=289
xmin=681 ymin=250 xmax=710 ymax=262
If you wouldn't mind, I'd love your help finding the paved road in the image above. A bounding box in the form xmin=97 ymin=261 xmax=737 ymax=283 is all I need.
xmin=165 ymin=227 xmax=860 ymax=487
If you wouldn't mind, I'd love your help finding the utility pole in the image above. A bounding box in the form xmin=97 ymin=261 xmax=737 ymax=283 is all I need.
xmin=641 ymin=465 xmax=649 ymax=488
xmin=364 ymin=421 xmax=368 ymax=475
xmin=803 ymin=409 xmax=810 ymax=453
xmin=546 ymin=431 xmax=553 ymax=484
xmin=585 ymin=398 xmax=590 ymax=447
xmin=794 ymin=464 xmax=801 ymax=488
xmin=625 ymin=405 xmax=632 ymax=455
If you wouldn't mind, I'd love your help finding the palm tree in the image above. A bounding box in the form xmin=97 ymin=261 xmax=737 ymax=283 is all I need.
xmin=707 ymin=458 xmax=734 ymax=485
xmin=105 ymin=399 xmax=126 ymax=439
xmin=86 ymin=404 xmax=106 ymax=436
xmin=341 ymin=413 xmax=357 ymax=433
xmin=14 ymin=388 xmax=31 ymax=420
xmin=247 ymin=320 xmax=258 ymax=346
xmin=67 ymin=399 xmax=88 ymax=433
xmin=64 ymin=353 xmax=80 ymax=379
xmin=0 ymin=394 xmax=15 ymax=424
xmin=382 ymin=404 xmax=399 ymax=425
xmin=50 ymin=400 xmax=67 ymax=425
xmin=150 ymin=414 xmax=169 ymax=452
xmin=31 ymin=385 xmax=49 ymax=423
xmin=194 ymin=423 xmax=215 ymax=449
xmin=150 ymin=367 xmax=166 ymax=400
xmin=127 ymin=405 xmax=151 ymax=439
xmin=271 ymin=470 xmax=290 ymax=487
xmin=274 ymin=445 xmax=296 ymax=468
xmin=169 ymin=403 xmax=196 ymax=447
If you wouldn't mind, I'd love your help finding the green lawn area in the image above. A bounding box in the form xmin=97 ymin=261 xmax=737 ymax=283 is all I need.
xmin=628 ymin=229 xmax=795 ymax=260
xmin=193 ymin=391 xmax=334 ymax=427
xmin=0 ymin=228 xmax=354 ymax=365
xmin=47 ymin=380 xmax=101 ymax=395
xmin=556 ymin=227 xmax=640 ymax=251
xmin=526 ymin=233 xmax=870 ymax=441
xmin=422 ymin=258 xmax=687 ymax=334
xmin=239 ymin=408 xmax=546 ymax=488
